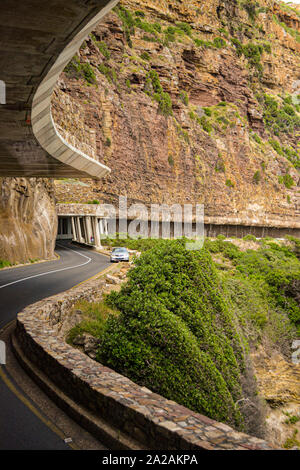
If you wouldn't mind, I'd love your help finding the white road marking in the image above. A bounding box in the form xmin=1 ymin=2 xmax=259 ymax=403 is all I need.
xmin=0 ymin=244 xmax=92 ymax=290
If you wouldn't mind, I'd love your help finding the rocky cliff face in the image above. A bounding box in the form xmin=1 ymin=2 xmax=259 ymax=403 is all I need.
xmin=52 ymin=0 xmax=300 ymax=229
xmin=0 ymin=178 xmax=57 ymax=264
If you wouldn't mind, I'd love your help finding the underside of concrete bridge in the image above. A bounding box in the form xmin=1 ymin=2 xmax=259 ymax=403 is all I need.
xmin=0 ymin=0 xmax=117 ymax=179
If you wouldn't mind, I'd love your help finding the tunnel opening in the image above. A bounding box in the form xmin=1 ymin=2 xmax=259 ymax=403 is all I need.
xmin=56 ymin=215 xmax=109 ymax=248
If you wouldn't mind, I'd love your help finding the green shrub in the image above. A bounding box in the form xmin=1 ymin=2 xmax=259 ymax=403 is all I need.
xmin=176 ymin=22 xmax=192 ymax=37
xmin=200 ymin=116 xmax=212 ymax=133
xmin=278 ymin=174 xmax=295 ymax=189
xmin=87 ymin=199 xmax=100 ymax=205
xmin=283 ymin=146 xmax=300 ymax=168
xmin=144 ymin=70 xmax=173 ymax=116
xmin=242 ymin=1 xmax=258 ymax=22
xmin=179 ymin=90 xmax=189 ymax=106
xmin=98 ymin=240 xmax=245 ymax=427
xmin=231 ymin=38 xmax=243 ymax=57
xmin=154 ymin=91 xmax=173 ymax=116
xmin=204 ymin=107 xmax=212 ymax=117
xmin=262 ymin=94 xmax=300 ymax=135
xmin=284 ymin=412 xmax=300 ymax=425
xmin=0 ymin=259 xmax=12 ymax=269
xmin=194 ymin=38 xmax=213 ymax=48
xmin=253 ymin=171 xmax=261 ymax=184
xmin=115 ymin=5 xmax=136 ymax=47
xmin=251 ymin=132 xmax=262 ymax=144
xmin=283 ymin=430 xmax=300 ymax=450
xmin=242 ymin=43 xmax=263 ymax=73
xmin=98 ymin=64 xmax=117 ymax=83
xmin=91 ymin=37 xmax=111 ymax=60
xmin=140 ymin=51 xmax=150 ymax=61
xmin=243 ymin=234 xmax=257 ymax=242
xmin=135 ymin=18 xmax=161 ymax=35
xmin=213 ymin=37 xmax=227 ymax=48
xmin=226 ymin=179 xmax=235 ymax=188
xmin=206 ymin=238 xmax=300 ymax=336
xmin=64 ymin=56 xmax=97 ymax=85
xmin=269 ymin=138 xmax=283 ymax=155
xmin=135 ymin=11 xmax=145 ymax=18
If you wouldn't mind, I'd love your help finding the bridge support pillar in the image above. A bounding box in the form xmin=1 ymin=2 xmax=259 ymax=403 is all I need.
xmin=71 ymin=217 xmax=77 ymax=242
xmin=85 ymin=216 xmax=93 ymax=245
xmin=92 ymin=217 xmax=102 ymax=249
xmin=76 ymin=217 xmax=83 ymax=243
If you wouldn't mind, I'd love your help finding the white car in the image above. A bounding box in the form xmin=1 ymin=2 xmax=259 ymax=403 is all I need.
xmin=110 ymin=247 xmax=130 ymax=263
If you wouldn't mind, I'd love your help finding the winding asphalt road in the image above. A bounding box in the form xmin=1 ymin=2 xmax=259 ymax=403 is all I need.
xmin=0 ymin=241 xmax=110 ymax=450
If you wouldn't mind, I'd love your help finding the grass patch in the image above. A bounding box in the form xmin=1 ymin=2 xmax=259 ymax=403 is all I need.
xmin=0 ymin=259 xmax=12 ymax=269
xmin=67 ymin=299 xmax=117 ymax=345
xmin=283 ymin=430 xmax=300 ymax=449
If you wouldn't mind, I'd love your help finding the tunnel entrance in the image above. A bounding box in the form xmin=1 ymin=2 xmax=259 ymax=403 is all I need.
xmin=57 ymin=217 xmax=73 ymax=240
xmin=56 ymin=215 xmax=109 ymax=248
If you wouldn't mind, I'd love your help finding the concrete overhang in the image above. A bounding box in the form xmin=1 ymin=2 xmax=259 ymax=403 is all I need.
xmin=0 ymin=0 xmax=118 ymax=179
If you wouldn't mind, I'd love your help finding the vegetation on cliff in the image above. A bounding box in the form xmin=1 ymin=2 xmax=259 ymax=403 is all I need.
xmin=206 ymin=236 xmax=300 ymax=338
xmin=98 ymin=240 xmax=246 ymax=428
xmin=56 ymin=0 xmax=300 ymax=220
xmin=68 ymin=235 xmax=300 ymax=435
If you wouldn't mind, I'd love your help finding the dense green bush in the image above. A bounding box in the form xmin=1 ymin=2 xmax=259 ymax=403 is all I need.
xmin=144 ymin=70 xmax=173 ymax=116
xmin=241 ymin=1 xmax=259 ymax=22
xmin=278 ymin=173 xmax=295 ymax=189
xmin=114 ymin=5 xmax=136 ymax=47
xmin=0 ymin=259 xmax=12 ymax=269
xmin=262 ymin=94 xmax=300 ymax=135
xmin=242 ymin=43 xmax=263 ymax=74
xmin=64 ymin=56 xmax=97 ymax=85
xmin=140 ymin=51 xmax=150 ymax=61
xmin=98 ymin=64 xmax=117 ymax=84
xmin=200 ymin=116 xmax=212 ymax=133
xmin=176 ymin=22 xmax=192 ymax=37
xmin=98 ymin=240 xmax=245 ymax=427
xmin=206 ymin=239 xmax=300 ymax=336
xmin=213 ymin=37 xmax=227 ymax=48
xmin=179 ymin=90 xmax=189 ymax=106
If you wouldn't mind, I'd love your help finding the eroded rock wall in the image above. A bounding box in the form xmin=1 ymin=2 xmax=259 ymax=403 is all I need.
xmin=53 ymin=0 xmax=300 ymax=229
xmin=0 ymin=178 xmax=57 ymax=264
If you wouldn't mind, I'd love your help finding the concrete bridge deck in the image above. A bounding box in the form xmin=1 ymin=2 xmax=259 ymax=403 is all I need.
xmin=0 ymin=0 xmax=117 ymax=178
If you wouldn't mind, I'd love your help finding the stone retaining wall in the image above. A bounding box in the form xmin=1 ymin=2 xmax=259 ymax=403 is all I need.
xmin=15 ymin=278 xmax=274 ymax=450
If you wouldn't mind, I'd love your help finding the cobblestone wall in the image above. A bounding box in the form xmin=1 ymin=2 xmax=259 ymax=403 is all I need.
xmin=15 ymin=278 xmax=274 ymax=450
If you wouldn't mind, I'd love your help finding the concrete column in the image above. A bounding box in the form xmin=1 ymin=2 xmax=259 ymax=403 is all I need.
xmin=93 ymin=217 xmax=101 ymax=248
xmin=76 ymin=217 xmax=82 ymax=242
xmin=99 ymin=219 xmax=103 ymax=236
xmin=101 ymin=218 xmax=108 ymax=237
xmin=71 ymin=217 xmax=76 ymax=241
xmin=85 ymin=216 xmax=93 ymax=245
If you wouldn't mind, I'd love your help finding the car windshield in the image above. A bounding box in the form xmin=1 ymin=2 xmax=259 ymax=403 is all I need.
xmin=112 ymin=248 xmax=128 ymax=254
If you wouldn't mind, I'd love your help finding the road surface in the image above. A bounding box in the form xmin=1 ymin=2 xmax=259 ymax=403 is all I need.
xmin=0 ymin=241 xmax=110 ymax=450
